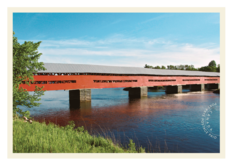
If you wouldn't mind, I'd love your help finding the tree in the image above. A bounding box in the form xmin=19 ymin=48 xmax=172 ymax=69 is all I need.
xmin=208 ymin=60 xmax=216 ymax=67
xmin=161 ymin=66 xmax=166 ymax=69
xmin=13 ymin=32 xmax=46 ymax=117
xmin=154 ymin=66 xmax=161 ymax=69
xmin=216 ymin=64 xmax=220 ymax=72
xmin=144 ymin=64 xmax=153 ymax=68
xmin=198 ymin=66 xmax=216 ymax=72
xmin=169 ymin=65 xmax=175 ymax=70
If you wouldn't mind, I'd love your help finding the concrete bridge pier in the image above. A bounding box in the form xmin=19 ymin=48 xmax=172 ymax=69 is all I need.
xmin=207 ymin=84 xmax=220 ymax=90
xmin=165 ymin=85 xmax=182 ymax=94
xmin=69 ymin=89 xmax=91 ymax=102
xmin=128 ymin=86 xmax=148 ymax=98
xmin=190 ymin=84 xmax=205 ymax=91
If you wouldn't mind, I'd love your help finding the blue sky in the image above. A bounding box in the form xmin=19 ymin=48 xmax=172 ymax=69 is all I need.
xmin=13 ymin=13 xmax=220 ymax=68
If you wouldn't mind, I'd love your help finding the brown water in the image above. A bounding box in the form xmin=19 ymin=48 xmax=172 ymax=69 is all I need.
xmin=21 ymin=88 xmax=220 ymax=153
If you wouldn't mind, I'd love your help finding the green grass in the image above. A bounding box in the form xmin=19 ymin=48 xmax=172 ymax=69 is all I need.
xmin=13 ymin=118 xmax=145 ymax=153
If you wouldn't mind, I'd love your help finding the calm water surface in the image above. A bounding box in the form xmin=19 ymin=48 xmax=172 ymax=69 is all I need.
xmin=22 ymin=88 xmax=220 ymax=153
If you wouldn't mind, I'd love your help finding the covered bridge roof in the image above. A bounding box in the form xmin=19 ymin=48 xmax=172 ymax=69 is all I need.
xmin=38 ymin=63 xmax=220 ymax=77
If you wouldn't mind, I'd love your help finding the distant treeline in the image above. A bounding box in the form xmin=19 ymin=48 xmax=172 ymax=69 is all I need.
xmin=144 ymin=60 xmax=220 ymax=72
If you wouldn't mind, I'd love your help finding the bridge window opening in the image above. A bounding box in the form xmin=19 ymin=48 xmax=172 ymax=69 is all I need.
xmin=183 ymin=79 xmax=200 ymax=81
xmin=26 ymin=81 xmax=48 ymax=84
xmin=205 ymin=79 xmax=218 ymax=81
xmin=94 ymin=80 xmax=137 ymax=83
xmin=149 ymin=79 xmax=176 ymax=82
xmin=47 ymin=80 xmax=76 ymax=84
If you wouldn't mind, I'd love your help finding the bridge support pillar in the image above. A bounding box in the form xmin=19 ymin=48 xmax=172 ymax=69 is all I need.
xmin=207 ymin=84 xmax=220 ymax=90
xmin=69 ymin=89 xmax=91 ymax=102
xmin=165 ymin=85 xmax=182 ymax=94
xmin=190 ymin=84 xmax=205 ymax=91
xmin=129 ymin=86 xmax=148 ymax=98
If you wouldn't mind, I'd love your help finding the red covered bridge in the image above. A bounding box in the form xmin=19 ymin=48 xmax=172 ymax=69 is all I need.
xmin=20 ymin=63 xmax=220 ymax=101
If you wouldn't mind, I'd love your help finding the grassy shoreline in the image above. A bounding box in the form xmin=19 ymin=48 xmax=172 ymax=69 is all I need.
xmin=13 ymin=118 xmax=145 ymax=153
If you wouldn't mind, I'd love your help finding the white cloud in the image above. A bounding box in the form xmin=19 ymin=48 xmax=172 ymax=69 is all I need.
xmin=22 ymin=35 xmax=219 ymax=68
xmin=38 ymin=44 xmax=220 ymax=68
xmin=20 ymin=35 xmax=172 ymax=49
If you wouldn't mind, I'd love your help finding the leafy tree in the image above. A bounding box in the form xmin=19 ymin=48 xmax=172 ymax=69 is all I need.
xmin=198 ymin=66 xmax=216 ymax=72
xmin=161 ymin=65 xmax=166 ymax=69
xmin=208 ymin=60 xmax=217 ymax=67
xmin=13 ymin=32 xmax=46 ymax=118
xmin=154 ymin=66 xmax=161 ymax=69
xmin=169 ymin=65 xmax=175 ymax=70
xmin=217 ymin=64 xmax=220 ymax=72
xmin=144 ymin=64 xmax=153 ymax=68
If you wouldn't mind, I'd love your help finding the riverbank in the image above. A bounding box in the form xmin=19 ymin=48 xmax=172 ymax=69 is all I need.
xmin=213 ymin=89 xmax=220 ymax=94
xmin=13 ymin=118 xmax=145 ymax=153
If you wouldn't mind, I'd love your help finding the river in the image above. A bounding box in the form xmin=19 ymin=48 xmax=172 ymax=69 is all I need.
xmin=21 ymin=88 xmax=220 ymax=153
